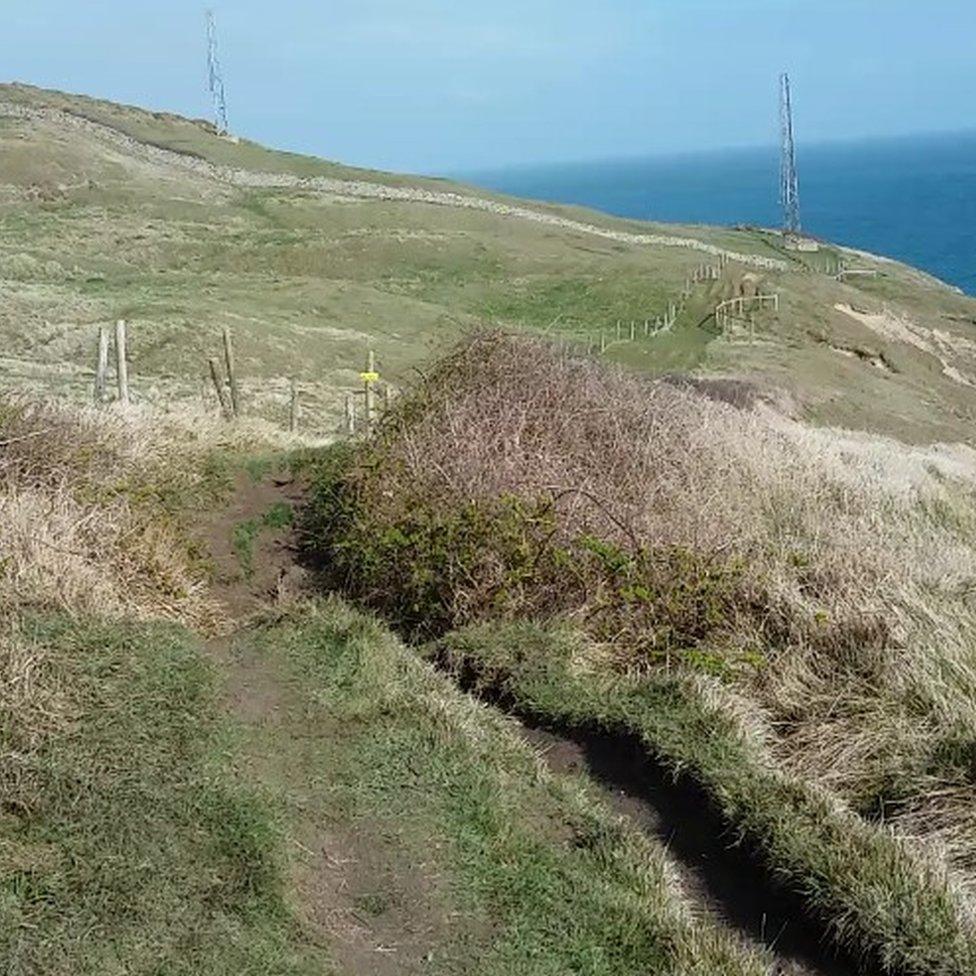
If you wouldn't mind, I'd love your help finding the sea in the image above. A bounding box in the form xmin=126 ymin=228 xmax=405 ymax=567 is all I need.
xmin=458 ymin=131 xmax=976 ymax=296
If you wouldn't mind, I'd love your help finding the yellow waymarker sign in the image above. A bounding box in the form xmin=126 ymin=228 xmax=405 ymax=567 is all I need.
xmin=360 ymin=371 xmax=380 ymax=384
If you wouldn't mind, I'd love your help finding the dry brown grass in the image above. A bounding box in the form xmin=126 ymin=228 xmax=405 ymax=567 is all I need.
xmin=0 ymin=395 xmax=306 ymax=626
xmin=0 ymin=394 xmax=306 ymax=819
xmin=349 ymin=331 xmax=976 ymax=896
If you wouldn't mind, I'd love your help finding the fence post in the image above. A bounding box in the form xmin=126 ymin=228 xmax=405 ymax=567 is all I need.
xmin=208 ymin=358 xmax=232 ymax=418
xmin=345 ymin=393 xmax=356 ymax=435
xmin=289 ymin=380 xmax=300 ymax=433
xmin=115 ymin=319 xmax=129 ymax=405
xmin=600 ymin=331 xmax=607 ymax=353
xmin=94 ymin=324 xmax=109 ymax=404
xmin=630 ymin=321 xmax=636 ymax=341
xmin=364 ymin=350 xmax=376 ymax=433
xmin=222 ymin=327 xmax=239 ymax=418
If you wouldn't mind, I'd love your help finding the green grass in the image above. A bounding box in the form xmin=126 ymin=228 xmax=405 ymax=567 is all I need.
xmin=0 ymin=615 xmax=329 ymax=975
xmin=7 ymin=82 xmax=976 ymax=443
xmin=235 ymin=598 xmax=769 ymax=976
xmin=432 ymin=620 xmax=976 ymax=976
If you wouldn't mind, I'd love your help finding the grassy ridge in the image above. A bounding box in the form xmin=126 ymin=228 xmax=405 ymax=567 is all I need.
xmin=244 ymin=597 xmax=769 ymax=976
xmin=300 ymin=332 xmax=976 ymax=974
xmin=432 ymin=621 xmax=976 ymax=976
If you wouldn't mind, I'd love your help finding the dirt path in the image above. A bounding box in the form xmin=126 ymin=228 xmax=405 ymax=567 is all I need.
xmin=194 ymin=469 xmax=867 ymax=976
xmin=198 ymin=466 xmax=308 ymax=620
xmin=198 ymin=468 xmax=453 ymax=975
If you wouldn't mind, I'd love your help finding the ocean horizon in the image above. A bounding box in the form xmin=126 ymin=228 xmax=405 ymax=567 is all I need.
xmin=455 ymin=130 xmax=976 ymax=296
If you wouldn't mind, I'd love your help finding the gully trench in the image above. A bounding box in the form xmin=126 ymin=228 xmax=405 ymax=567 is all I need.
xmin=514 ymin=717 xmax=872 ymax=976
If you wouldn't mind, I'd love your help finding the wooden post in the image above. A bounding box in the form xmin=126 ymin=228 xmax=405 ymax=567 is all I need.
xmin=115 ymin=319 xmax=129 ymax=405
xmin=94 ymin=324 xmax=109 ymax=404
xmin=289 ymin=380 xmax=300 ymax=433
xmin=629 ymin=321 xmax=636 ymax=341
xmin=208 ymin=357 xmax=232 ymax=418
xmin=383 ymin=383 xmax=392 ymax=414
xmin=643 ymin=319 xmax=649 ymax=336
xmin=222 ymin=327 xmax=239 ymax=418
xmin=600 ymin=331 xmax=606 ymax=353
xmin=616 ymin=320 xmax=621 ymax=340
xmin=364 ymin=350 xmax=376 ymax=433
xmin=345 ymin=393 xmax=356 ymax=435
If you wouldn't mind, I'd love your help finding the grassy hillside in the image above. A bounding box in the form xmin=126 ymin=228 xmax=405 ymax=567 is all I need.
xmin=6 ymin=83 xmax=976 ymax=975
xmin=0 ymin=394 xmax=775 ymax=976
xmin=4 ymin=83 xmax=976 ymax=442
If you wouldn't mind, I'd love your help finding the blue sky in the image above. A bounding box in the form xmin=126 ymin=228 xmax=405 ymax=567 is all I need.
xmin=3 ymin=1 xmax=974 ymax=173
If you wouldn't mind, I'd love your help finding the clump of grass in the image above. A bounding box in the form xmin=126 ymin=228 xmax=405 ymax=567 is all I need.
xmin=0 ymin=395 xmax=298 ymax=628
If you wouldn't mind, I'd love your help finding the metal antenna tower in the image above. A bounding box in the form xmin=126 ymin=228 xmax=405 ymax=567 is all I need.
xmin=779 ymin=72 xmax=801 ymax=235
xmin=206 ymin=9 xmax=230 ymax=135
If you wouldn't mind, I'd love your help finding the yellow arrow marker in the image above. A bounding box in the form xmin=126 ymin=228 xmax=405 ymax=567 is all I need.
xmin=359 ymin=371 xmax=380 ymax=384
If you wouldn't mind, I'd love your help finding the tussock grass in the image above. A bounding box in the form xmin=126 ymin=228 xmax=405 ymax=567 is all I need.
xmin=0 ymin=395 xmax=305 ymax=627
xmin=305 ymin=331 xmax=976 ymax=972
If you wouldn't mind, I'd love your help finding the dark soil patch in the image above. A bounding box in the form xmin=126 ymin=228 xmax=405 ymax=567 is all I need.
xmin=198 ymin=467 xmax=309 ymax=620
xmin=518 ymin=721 xmax=870 ymax=976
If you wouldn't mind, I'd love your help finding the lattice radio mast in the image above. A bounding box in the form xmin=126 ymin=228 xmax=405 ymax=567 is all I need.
xmin=206 ymin=9 xmax=230 ymax=136
xmin=779 ymin=72 xmax=801 ymax=235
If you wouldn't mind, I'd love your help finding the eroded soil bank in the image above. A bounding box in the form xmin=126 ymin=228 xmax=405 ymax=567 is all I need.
xmin=517 ymin=721 xmax=867 ymax=976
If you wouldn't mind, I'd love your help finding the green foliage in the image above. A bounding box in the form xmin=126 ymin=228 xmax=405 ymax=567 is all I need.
xmin=302 ymin=445 xmax=760 ymax=672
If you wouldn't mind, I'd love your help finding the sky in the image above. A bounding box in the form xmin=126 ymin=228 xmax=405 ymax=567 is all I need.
xmin=2 ymin=1 xmax=974 ymax=174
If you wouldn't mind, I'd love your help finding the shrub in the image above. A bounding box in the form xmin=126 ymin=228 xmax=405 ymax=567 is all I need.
xmin=301 ymin=329 xmax=976 ymax=899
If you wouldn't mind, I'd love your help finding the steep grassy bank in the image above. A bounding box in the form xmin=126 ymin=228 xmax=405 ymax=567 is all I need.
xmin=432 ymin=622 xmax=975 ymax=976
xmin=303 ymin=331 xmax=976 ymax=973
xmin=230 ymin=598 xmax=769 ymax=976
